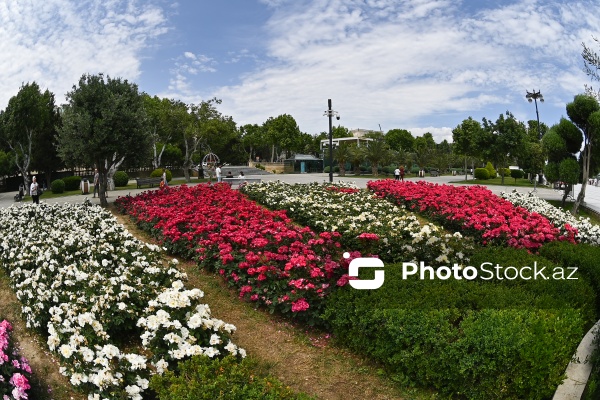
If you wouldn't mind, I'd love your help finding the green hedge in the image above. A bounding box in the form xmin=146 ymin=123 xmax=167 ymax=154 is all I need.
xmin=62 ymin=176 xmax=82 ymax=191
xmin=322 ymin=246 xmax=594 ymax=399
xmin=50 ymin=179 xmax=65 ymax=194
xmin=151 ymin=168 xmax=172 ymax=182
xmin=474 ymin=168 xmax=489 ymax=180
xmin=539 ymin=241 xmax=600 ymax=316
xmin=113 ymin=171 xmax=129 ymax=187
xmin=150 ymin=355 xmax=314 ymax=400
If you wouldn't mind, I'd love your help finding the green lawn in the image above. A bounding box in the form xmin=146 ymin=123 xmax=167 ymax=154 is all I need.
xmin=31 ymin=178 xmax=209 ymax=200
xmin=450 ymin=177 xmax=539 ymax=187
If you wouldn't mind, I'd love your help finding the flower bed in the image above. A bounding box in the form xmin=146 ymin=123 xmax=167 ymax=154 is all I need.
xmin=368 ymin=180 xmax=576 ymax=251
xmin=500 ymin=190 xmax=600 ymax=245
xmin=240 ymin=181 xmax=470 ymax=263
xmin=0 ymin=320 xmax=32 ymax=400
xmin=0 ymin=203 xmax=243 ymax=399
xmin=115 ymin=184 xmax=351 ymax=326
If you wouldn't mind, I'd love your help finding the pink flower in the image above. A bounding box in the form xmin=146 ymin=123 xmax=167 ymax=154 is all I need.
xmin=291 ymin=298 xmax=310 ymax=312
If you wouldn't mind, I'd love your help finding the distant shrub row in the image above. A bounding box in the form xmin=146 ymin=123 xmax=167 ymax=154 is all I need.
xmin=50 ymin=171 xmax=130 ymax=194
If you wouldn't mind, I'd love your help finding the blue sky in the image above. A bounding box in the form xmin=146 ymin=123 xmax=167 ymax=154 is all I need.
xmin=0 ymin=0 xmax=599 ymax=143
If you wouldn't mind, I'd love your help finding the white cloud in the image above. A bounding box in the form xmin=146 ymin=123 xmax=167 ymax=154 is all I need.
xmin=210 ymin=0 xmax=600 ymax=135
xmin=0 ymin=0 xmax=167 ymax=107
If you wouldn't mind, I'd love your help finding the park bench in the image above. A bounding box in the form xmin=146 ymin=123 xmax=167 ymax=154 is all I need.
xmin=136 ymin=177 xmax=162 ymax=188
xmin=222 ymin=178 xmax=261 ymax=188
xmin=430 ymin=169 xmax=440 ymax=177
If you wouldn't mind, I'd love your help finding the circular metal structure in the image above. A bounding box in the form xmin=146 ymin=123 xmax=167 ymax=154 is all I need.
xmin=201 ymin=153 xmax=220 ymax=178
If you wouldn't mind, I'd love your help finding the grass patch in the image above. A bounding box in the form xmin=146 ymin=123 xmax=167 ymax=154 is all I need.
xmin=450 ymin=177 xmax=539 ymax=187
xmin=546 ymin=199 xmax=600 ymax=225
xmin=30 ymin=177 xmax=210 ymax=200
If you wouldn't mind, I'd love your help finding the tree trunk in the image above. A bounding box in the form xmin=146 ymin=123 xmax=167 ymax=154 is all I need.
xmin=105 ymin=154 xmax=125 ymax=192
xmin=98 ymin=170 xmax=108 ymax=207
xmin=372 ymin=165 xmax=378 ymax=176
xmin=573 ymin=143 xmax=591 ymax=215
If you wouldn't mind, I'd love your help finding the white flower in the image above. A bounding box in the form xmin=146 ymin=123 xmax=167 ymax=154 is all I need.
xmin=59 ymin=344 xmax=73 ymax=358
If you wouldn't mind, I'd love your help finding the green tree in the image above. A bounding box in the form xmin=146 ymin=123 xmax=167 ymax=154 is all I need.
xmin=413 ymin=136 xmax=434 ymax=172
xmin=263 ymin=114 xmax=303 ymax=161
xmin=482 ymin=112 xmax=527 ymax=184
xmin=57 ymin=74 xmax=150 ymax=206
xmin=565 ymin=94 xmax=600 ymax=213
xmin=542 ymin=118 xmax=583 ymax=207
xmin=334 ymin=141 xmax=352 ymax=176
xmin=241 ymin=124 xmax=268 ymax=162
xmin=582 ymin=36 xmax=600 ymax=98
xmin=143 ymin=94 xmax=180 ymax=169
xmin=365 ymin=139 xmax=390 ymax=176
xmin=348 ymin=145 xmax=365 ymax=175
xmin=453 ymin=118 xmax=484 ymax=180
xmin=385 ymin=129 xmax=414 ymax=152
xmin=0 ymin=82 xmax=59 ymax=193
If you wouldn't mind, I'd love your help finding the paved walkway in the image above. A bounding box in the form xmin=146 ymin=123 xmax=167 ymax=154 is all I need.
xmin=2 ymin=174 xmax=600 ymax=216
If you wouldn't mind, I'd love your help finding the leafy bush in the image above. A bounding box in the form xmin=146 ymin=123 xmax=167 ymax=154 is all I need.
xmin=539 ymin=241 xmax=600 ymax=314
xmin=113 ymin=171 xmax=129 ymax=187
xmin=150 ymin=168 xmax=172 ymax=182
xmin=510 ymin=169 xmax=525 ymax=182
xmin=323 ymin=166 xmax=331 ymax=173
xmin=474 ymin=168 xmax=489 ymax=180
xmin=62 ymin=176 xmax=82 ymax=191
xmin=485 ymin=161 xmax=496 ymax=178
xmin=498 ymin=167 xmax=511 ymax=178
xmin=50 ymin=179 xmax=65 ymax=194
xmin=255 ymin=163 xmax=266 ymax=170
xmin=322 ymin=245 xmax=594 ymax=399
xmin=150 ymin=355 xmax=314 ymax=400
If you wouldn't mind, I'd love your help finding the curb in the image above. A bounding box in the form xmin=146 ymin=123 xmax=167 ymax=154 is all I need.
xmin=553 ymin=319 xmax=599 ymax=399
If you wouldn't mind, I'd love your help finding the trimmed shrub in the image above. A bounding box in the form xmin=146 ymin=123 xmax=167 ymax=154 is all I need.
xmin=539 ymin=240 xmax=600 ymax=314
xmin=50 ymin=179 xmax=65 ymax=194
xmin=474 ymin=168 xmax=489 ymax=180
xmin=113 ymin=171 xmax=129 ymax=187
xmin=150 ymin=168 xmax=172 ymax=182
xmin=324 ymin=166 xmax=331 ymax=173
xmin=485 ymin=161 xmax=496 ymax=178
xmin=149 ymin=355 xmax=314 ymax=400
xmin=499 ymin=167 xmax=511 ymax=178
xmin=510 ymin=169 xmax=525 ymax=183
xmin=62 ymin=176 xmax=82 ymax=191
xmin=322 ymin=245 xmax=594 ymax=399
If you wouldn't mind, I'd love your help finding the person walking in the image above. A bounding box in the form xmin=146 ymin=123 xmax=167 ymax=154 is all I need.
xmin=400 ymin=166 xmax=405 ymax=182
xmin=216 ymin=165 xmax=222 ymax=182
xmin=394 ymin=167 xmax=400 ymax=181
xmin=162 ymin=168 xmax=168 ymax=187
xmin=93 ymin=169 xmax=99 ymax=198
xmin=30 ymin=176 xmax=40 ymax=204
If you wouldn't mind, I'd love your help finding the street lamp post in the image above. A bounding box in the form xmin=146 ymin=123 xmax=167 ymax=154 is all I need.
xmin=526 ymin=89 xmax=544 ymax=192
xmin=323 ymin=99 xmax=340 ymax=183
xmin=526 ymin=89 xmax=544 ymax=140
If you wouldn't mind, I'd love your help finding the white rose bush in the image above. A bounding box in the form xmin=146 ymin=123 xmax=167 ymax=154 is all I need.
xmin=0 ymin=203 xmax=243 ymax=399
xmin=500 ymin=190 xmax=600 ymax=245
xmin=240 ymin=181 xmax=471 ymax=264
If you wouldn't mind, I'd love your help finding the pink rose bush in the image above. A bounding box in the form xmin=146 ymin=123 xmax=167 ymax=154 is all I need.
xmin=368 ymin=180 xmax=576 ymax=251
xmin=0 ymin=320 xmax=31 ymax=400
xmin=115 ymin=184 xmax=352 ymax=326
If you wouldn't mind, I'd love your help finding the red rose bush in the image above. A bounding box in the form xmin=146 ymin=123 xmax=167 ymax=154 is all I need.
xmin=115 ymin=184 xmax=351 ymax=326
xmin=368 ymin=180 xmax=575 ymax=251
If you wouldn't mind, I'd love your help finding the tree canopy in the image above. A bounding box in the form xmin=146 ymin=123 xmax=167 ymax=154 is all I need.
xmin=57 ymin=73 xmax=150 ymax=206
